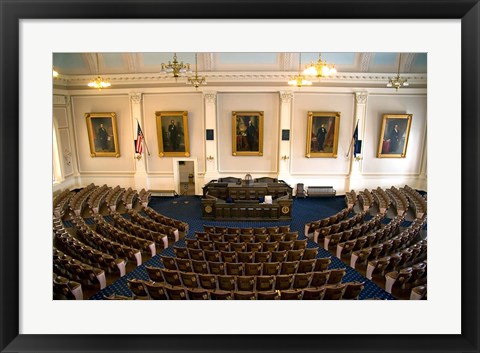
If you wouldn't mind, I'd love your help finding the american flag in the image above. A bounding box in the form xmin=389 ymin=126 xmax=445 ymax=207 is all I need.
xmin=136 ymin=123 xmax=144 ymax=155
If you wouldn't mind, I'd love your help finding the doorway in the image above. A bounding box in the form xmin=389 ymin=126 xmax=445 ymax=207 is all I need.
xmin=177 ymin=160 xmax=195 ymax=196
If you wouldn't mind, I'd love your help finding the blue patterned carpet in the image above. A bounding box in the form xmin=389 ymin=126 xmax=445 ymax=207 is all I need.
xmin=90 ymin=195 xmax=395 ymax=300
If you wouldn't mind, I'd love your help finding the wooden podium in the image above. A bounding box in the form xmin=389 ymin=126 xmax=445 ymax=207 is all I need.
xmin=201 ymin=179 xmax=293 ymax=221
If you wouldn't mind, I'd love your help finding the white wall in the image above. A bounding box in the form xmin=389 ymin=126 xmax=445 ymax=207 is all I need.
xmin=71 ymin=95 xmax=134 ymax=175
xmin=362 ymin=94 xmax=427 ymax=175
xmin=54 ymin=87 xmax=427 ymax=195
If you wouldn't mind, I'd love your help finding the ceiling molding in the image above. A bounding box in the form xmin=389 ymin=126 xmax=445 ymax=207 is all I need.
xmin=360 ymin=53 xmax=374 ymax=72
xmin=54 ymin=71 xmax=427 ymax=90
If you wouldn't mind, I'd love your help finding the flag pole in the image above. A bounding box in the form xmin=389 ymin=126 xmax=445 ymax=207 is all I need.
xmin=346 ymin=119 xmax=359 ymax=157
xmin=136 ymin=119 xmax=151 ymax=156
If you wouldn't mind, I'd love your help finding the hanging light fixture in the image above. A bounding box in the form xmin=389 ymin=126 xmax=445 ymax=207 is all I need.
xmin=303 ymin=53 xmax=337 ymax=78
xmin=160 ymin=53 xmax=191 ymax=80
xmin=288 ymin=53 xmax=312 ymax=87
xmin=387 ymin=53 xmax=409 ymax=91
xmin=87 ymin=53 xmax=111 ymax=90
xmin=186 ymin=53 xmax=207 ymax=89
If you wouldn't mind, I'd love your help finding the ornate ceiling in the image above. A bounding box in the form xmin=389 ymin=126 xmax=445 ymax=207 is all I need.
xmin=53 ymin=52 xmax=427 ymax=89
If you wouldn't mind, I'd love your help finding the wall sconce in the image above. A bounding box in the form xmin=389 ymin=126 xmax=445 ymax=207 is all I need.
xmin=281 ymin=155 xmax=290 ymax=161
xmin=206 ymin=155 xmax=214 ymax=161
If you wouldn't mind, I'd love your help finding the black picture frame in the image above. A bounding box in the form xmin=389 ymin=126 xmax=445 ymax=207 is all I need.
xmin=1 ymin=2 xmax=479 ymax=353
xmin=281 ymin=129 xmax=290 ymax=141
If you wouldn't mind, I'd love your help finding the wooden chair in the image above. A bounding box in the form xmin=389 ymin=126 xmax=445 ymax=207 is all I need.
xmin=255 ymin=275 xmax=275 ymax=291
xmin=180 ymin=272 xmax=199 ymax=288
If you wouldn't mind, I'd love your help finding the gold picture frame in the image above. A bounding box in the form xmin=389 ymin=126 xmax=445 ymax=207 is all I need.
xmin=232 ymin=111 xmax=264 ymax=156
xmin=85 ymin=112 xmax=120 ymax=157
xmin=306 ymin=111 xmax=340 ymax=158
xmin=155 ymin=111 xmax=190 ymax=157
xmin=377 ymin=114 xmax=412 ymax=158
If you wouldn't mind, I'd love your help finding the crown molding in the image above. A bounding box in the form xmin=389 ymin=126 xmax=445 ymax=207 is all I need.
xmin=54 ymin=70 xmax=427 ymax=90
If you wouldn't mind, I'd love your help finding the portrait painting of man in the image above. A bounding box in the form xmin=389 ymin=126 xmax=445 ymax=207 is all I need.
xmin=85 ymin=112 xmax=120 ymax=157
xmin=232 ymin=111 xmax=264 ymax=156
xmin=306 ymin=112 xmax=340 ymax=158
xmin=377 ymin=114 xmax=412 ymax=158
xmin=156 ymin=111 xmax=190 ymax=157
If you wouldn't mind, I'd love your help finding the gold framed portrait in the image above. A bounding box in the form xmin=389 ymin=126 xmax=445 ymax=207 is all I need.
xmin=155 ymin=111 xmax=190 ymax=157
xmin=306 ymin=111 xmax=340 ymax=158
xmin=85 ymin=112 xmax=120 ymax=157
xmin=377 ymin=114 xmax=412 ymax=158
xmin=232 ymin=111 xmax=264 ymax=156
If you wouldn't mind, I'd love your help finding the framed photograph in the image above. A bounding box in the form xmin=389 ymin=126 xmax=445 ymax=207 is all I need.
xmin=306 ymin=111 xmax=340 ymax=158
xmin=155 ymin=111 xmax=190 ymax=157
xmin=377 ymin=114 xmax=413 ymax=158
xmin=232 ymin=111 xmax=264 ymax=156
xmin=85 ymin=112 xmax=120 ymax=157
xmin=2 ymin=3 xmax=478 ymax=353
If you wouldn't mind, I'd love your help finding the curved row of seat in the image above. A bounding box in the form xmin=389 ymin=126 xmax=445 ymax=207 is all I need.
xmin=68 ymin=214 xmax=141 ymax=267
xmin=69 ymin=183 xmax=97 ymax=216
xmin=124 ymin=278 xmax=364 ymax=300
xmin=330 ymin=214 xmax=404 ymax=254
xmin=128 ymin=210 xmax=179 ymax=241
xmin=318 ymin=212 xmax=383 ymax=245
xmin=122 ymin=187 xmax=137 ymax=210
xmin=371 ymin=187 xmax=391 ymax=214
xmin=137 ymin=188 xmax=151 ymax=206
xmin=159 ymin=256 xmax=333 ymax=276
xmin=185 ymin=238 xmax=309 ymax=255
xmin=143 ymin=206 xmax=189 ymax=233
xmin=358 ymin=189 xmax=374 ymax=211
xmin=344 ymin=189 xmax=357 ymax=209
xmin=194 ymin=230 xmax=299 ymax=243
xmin=350 ymin=217 xmax=425 ymax=270
xmin=105 ymin=185 xmax=125 ymax=211
xmin=304 ymin=206 xmax=352 ymax=236
xmin=53 ymin=217 xmax=127 ymax=277
xmin=53 ymin=273 xmax=83 ymax=300
xmin=366 ymin=240 xmax=427 ymax=280
xmin=93 ymin=214 xmax=157 ymax=257
xmin=87 ymin=184 xmax=110 ymax=214
xmin=53 ymin=189 xmax=74 ymax=218
xmin=386 ymin=186 xmax=409 ymax=216
xmin=53 ymin=247 xmax=106 ymax=290
xmin=401 ymin=185 xmax=427 ymax=218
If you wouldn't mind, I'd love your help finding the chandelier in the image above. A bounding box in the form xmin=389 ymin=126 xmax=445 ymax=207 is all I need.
xmin=303 ymin=53 xmax=337 ymax=78
xmin=52 ymin=67 xmax=59 ymax=78
xmin=288 ymin=53 xmax=312 ymax=87
xmin=186 ymin=53 xmax=207 ymax=89
xmin=87 ymin=53 xmax=111 ymax=90
xmin=387 ymin=53 xmax=409 ymax=91
xmin=161 ymin=53 xmax=191 ymax=79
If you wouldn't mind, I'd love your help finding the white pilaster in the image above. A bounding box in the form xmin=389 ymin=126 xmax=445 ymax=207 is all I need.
xmin=203 ymin=92 xmax=219 ymax=182
xmin=130 ymin=92 xmax=148 ymax=190
xmin=278 ymin=91 xmax=294 ymax=183
xmin=348 ymin=91 xmax=368 ymax=192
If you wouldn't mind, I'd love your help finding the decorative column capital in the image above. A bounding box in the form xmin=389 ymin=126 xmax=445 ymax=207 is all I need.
xmin=280 ymin=91 xmax=294 ymax=103
xmin=355 ymin=92 xmax=368 ymax=104
xmin=203 ymin=92 xmax=217 ymax=104
xmin=129 ymin=92 xmax=142 ymax=104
